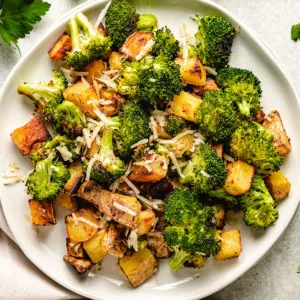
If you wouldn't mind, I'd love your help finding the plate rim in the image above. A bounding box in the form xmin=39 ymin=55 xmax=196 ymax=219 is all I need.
xmin=0 ymin=0 xmax=299 ymax=299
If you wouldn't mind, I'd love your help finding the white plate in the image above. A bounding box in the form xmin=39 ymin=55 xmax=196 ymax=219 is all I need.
xmin=0 ymin=0 xmax=300 ymax=299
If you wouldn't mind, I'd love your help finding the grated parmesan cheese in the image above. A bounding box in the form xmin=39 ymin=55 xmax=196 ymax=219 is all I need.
xmin=113 ymin=201 xmax=137 ymax=216
xmin=85 ymin=154 xmax=101 ymax=181
xmin=56 ymin=146 xmax=73 ymax=162
xmin=94 ymin=0 xmax=111 ymax=29
xmin=96 ymin=74 xmax=117 ymax=90
xmin=168 ymin=151 xmax=185 ymax=178
xmin=223 ymin=154 xmax=235 ymax=162
xmin=130 ymin=139 xmax=149 ymax=149
xmin=127 ymin=229 xmax=138 ymax=252
xmin=204 ymin=66 xmax=217 ymax=76
xmin=157 ymin=130 xmax=196 ymax=145
xmin=123 ymin=176 xmax=140 ymax=195
xmin=77 ymin=217 xmax=99 ymax=229
xmin=72 ymin=213 xmax=78 ymax=226
xmin=81 ymin=75 xmax=90 ymax=88
xmin=200 ymin=170 xmax=210 ymax=177
xmin=2 ymin=162 xmax=22 ymax=185
xmin=149 ymin=116 xmax=158 ymax=140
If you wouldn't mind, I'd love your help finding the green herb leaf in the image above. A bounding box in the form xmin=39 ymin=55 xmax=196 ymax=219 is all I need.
xmin=0 ymin=0 xmax=50 ymax=48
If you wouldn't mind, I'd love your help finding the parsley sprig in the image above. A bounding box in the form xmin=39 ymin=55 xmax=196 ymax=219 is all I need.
xmin=0 ymin=0 xmax=50 ymax=50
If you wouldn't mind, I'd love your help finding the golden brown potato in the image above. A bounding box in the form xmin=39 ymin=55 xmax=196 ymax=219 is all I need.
xmin=193 ymin=78 xmax=219 ymax=97
xmin=28 ymin=199 xmax=56 ymax=226
xmin=121 ymin=32 xmax=154 ymax=60
xmin=211 ymin=144 xmax=223 ymax=159
xmin=167 ymin=91 xmax=202 ymax=122
xmin=129 ymin=153 xmax=169 ymax=183
xmin=78 ymin=181 xmax=142 ymax=228
xmin=99 ymin=88 xmax=124 ymax=117
xmin=147 ymin=232 xmax=170 ymax=258
xmin=119 ymin=248 xmax=158 ymax=287
xmin=175 ymin=57 xmax=206 ymax=86
xmin=109 ymin=52 xmax=125 ymax=70
xmin=55 ymin=161 xmax=84 ymax=212
xmin=137 ymin=209 xmax=156 ymax=236
xmin=264 ymin=171 xmax=291 ymax=202
xmin=63 ymin=255 xmax=93 ymax=274
xmin=48 ymin=34 xmax=72 ymax=61
xmin=224 ymin=161 xmax=255 ymax=196
xmin=11 ymin=116 xmax=49 ymax=155
xmin=65 ymin=207 xmax=99 ymax=243
xmin=263 ymin=110 xmax=291 ymax=156
xmin=214 ymin=230 xmax=242 ymax=261
xmin=85 ymin=60 xmax=106 ymax=84
xmin=214 ymin=204 xmax=225 ymax=229
xmin=83 ymin=231 xmax=107 ymax=263
xmin=86 ymin=139 xmax=101 ymax=159
xmin=66 ymin=238 xmax=84 ymax=258
xmin=254 ymin=109 xmax=265 ymax=123
xmin=98 ymin=24 xmax=108 ymax=37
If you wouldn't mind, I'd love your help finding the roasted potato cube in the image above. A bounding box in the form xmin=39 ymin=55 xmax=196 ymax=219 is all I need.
xmin=193 ymin=78 xmax=219 ymax=97
xmin=65 ymin=207 xmax=99 ymax=243
xmin=63 ymin=255 xmax=93 ymax=274
xmin=214 ymin=204 xmax=225 ymax=229
xmin=175 ymin=57 xmax=206 ymax=86
xmin=83 ymin=231 xmax=107 ymax=263
xmin=211 ymin=144 xmax=223 ymax=159
xmin=167 ymin=91 xmax=202 ymax=122
xmin=214 ymin=230 xmax=242 ymax=261
xmin=48 ymin=34 xmax=72 ymax=61
xmin=121 ymin=32 xmax=154 ymax=60
xmin=264 ymin=171 xmax=291 ymax=202
xmin=11 ymin=116 xmax=49 ymax=155
xmin=78 ymin=181 xmax=142 ymax=228
xmin=85 ymin=60 xmax=106 ymax=84
xmin=119 ymin=248 xmax=158 ymax=287
xmin=137 ymin=209 xmax=156 ymax=236
xmin=99 ymin=88 xmax=124 ymax=117
xmin=147 ymin=232 xmax=170 ymax=258
xmin=224 ymin=161 xmax=255 ymax=196
xmin=109 ymin=52 xmax=125 ymax=70
xmin=254 ymin=109 xmax=265 ymax=123
xmin=97 ymin=24 xmax=108 ymax=37
xmin=66 ymin=238 xmax=84 ymax=258
xmin=28 ymin=199 xmax=56 ymax=226
xmin=263 ymin=110 xmax=291 ymax=156
xmin=129 ymin=153 xmax=169 ymax=183
xmin=86 ymin=139 xmax=101 ymax=159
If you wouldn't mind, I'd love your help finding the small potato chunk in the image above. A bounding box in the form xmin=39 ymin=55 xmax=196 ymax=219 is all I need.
xmin=137 ymin=209 xmax=156 ymax=236
xmin=99 ymin=88 xmax=124 ymax=117
xmin=119 ymin=248 xmax=158 ymax=287
xmin=214 ymin=204 xmax=225 ymax=229
xmin=66 ymin=238 xmax=84 ymax=258
xmin=214 ymin=230 xmax=242 ymax=261
xmin=224 ymin=161 xmax=255 ymax=196
xmin=167 ymin=91 xmax=202 ymax=122
xmin=109 ymin=52 xmax=126 ymax=70
xmin=63 ymin=255 xmax=93 ymax=274
xmin=129 ymin=153 xmax=169 ymax=183
xmin=83 ymin=231 xmax=107 ymax=263
xmin=86 ymin=139 xmax=101 ymax=159
xmin=193 ymin=78 xmax=219 ymax=97
xmin=85 ymin=60 xmax=106 ymax=84
xmin=121 ymin=32 xmax=154 ymax=60
xmin=11 ymin=116 xmax=49 ymax=155
xmin=211 ymin=144 xmax=223 ymax=159
xmin=48 ymin=34 xmax=72 ymax=61
xmin=175 ymin=57 xmax=206 ymax=86
xmin=147 ymin=232 xmax=170 ymax=258
xmin=265 ymin=171 xmax=291 ymax=202
xmin=254 ymin=109 xmax=265 ymax=123
xmin=263 ymin=110 xmax=291 ymax=156
xmin=65 ymin=207 xmax=99 ymax=243
xmin=28 ymin=199 xmax=56 ymax=226
xmin=78 ymin=181 xmax=142 ymax=228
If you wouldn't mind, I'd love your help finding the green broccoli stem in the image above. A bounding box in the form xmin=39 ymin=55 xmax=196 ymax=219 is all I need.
xmin=69 ymin=18 xmax=81 ymax=52
xmin=76 ymin=12 xmax=97 ymax=37
xmin=35 ymin=158 xmax=52 ymax=187
xmin=107 ymin=116 xmax=120 ymax=129
xmin=99 ymin=128 xmax=114 ymax=167
xmin=169 ymin=248 xmax=191 ymax=272
xmin=236 ymin=100 xmax=250 ymax=117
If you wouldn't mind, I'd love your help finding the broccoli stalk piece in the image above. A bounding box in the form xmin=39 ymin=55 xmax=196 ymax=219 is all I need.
xmin=26 ymin=158 xmax=70 ymax=201
xmin=180 ymin=143 xmax=227 ymax=193
xmin=197 ymin=90 xmax=239 ymax=143
xmin=105 ymin=0 xmax=139 ymax=49
xmin=151 ymin=27 xmax=180 ymax=60
xmin=66 ymin=13 xmax=112 ymax=68
xmin=17 ymin=70 xmax=67 ymax=121
xmin=137 ymin=14 xmax=158 ymax=32
xmin=54 ymin=101 xmax=86 ymax=138
xmin=88 ymin=127 xmax=125 ymax=186
xmin=165 ymin=115 xmax=188 ymax=137
xmin=241 ymin=176 xmax=279 ymax=230
xmin=229 ymin=121 xmax=283 ymax=171
xmin=291 ymin=24 xmax=300 ymax=41
xmin=208 ymin=188 xmax=240 ymax=211
xmin=193 ymin=15 xmax=236 ymax=70
xmin=169 ymin=247 xmax=191 ymax=272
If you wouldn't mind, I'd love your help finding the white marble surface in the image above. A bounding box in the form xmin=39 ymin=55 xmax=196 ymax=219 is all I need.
xmin=0 ymin=0 xmax=300 ymax=299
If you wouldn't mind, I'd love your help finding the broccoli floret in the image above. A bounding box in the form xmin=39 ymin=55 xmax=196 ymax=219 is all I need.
xmin=184 ymin=253 xmax=207 ymax=269
xmin=105 ymin=0 xmax=139 ymax=49
xmin=54 ymin=101 xmax=86 ymax=138
xmin=137 ymin=14 xmax=158 ymax=32
xmin=66 ymin=13 xmax=112 ymax=68
xmin=180 ymin=143 xmax=227 ymax=193
xmin=29 ymin=135 xmax=81 ymax=164
xmin=26 ymin=158 xmax=70 ymax=201
xmin=216 ymin=67 xmax=262 ymax=96
xmin=115 ymin=101 xmax=151 ymax=160
xmin=87 ymin=127 xmax=125 ymax=187
xmin=165 ymin=115 xmax=188 ymax=137
xmin=240 ymin=175 xmax=278 ymax=230
xmin=17 ymin=70 xmax=67 ymax=121
xmin=209 ymin=188 xmax=240 ymax=210
xmin=168 ymin=247 xmax=191 ymax=272
xmin=229 ymin=121 xmax=283 ymax=171
xmin=197 ymin=90 xmax=239 ymax=143
xmin=291 ymin=24 xmax=300 ymax=41
xmin=193 ymin=15 xmax=236 ymax=70
xmin=151 ymin=27 xmax=180 ymax=60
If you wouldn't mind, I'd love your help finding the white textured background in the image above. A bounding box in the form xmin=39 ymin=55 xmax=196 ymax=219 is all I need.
xmin=0 ymin=0 xmax=299 ymax=299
